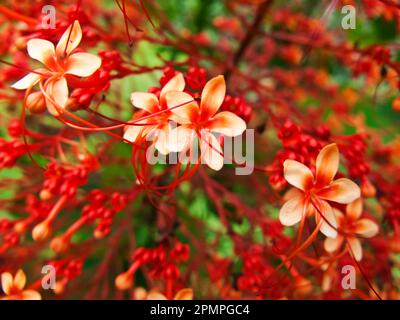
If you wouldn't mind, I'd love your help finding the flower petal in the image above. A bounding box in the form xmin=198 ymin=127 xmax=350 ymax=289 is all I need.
xmin=279 ymin=196 xmax=305 ymax=226
xmin=346 ymin=198 xmax=363 ymax=221
xmin=160 ymin=73 xmax=185 ymax=104
xmin=315 ymin=200 xmax=338 ymax=238
xmin=147 ymin=291 xmax=167 ymax=300
xmin=133 ymin=287 xmax=147 ymax=300
xmin=21 ymin=290 xmax=41 ymax=300
xmin=174 ymin=288 xmax=193 ymax=300
xmin=168 ymin=125 xmax=195 ymax=153
xmin=154 ymin=125 xmax=171 ymax=155
xmin=317 ymin=178 xmax=360 ymax=204
xmin=56 ymin=20 xmax=82 ymax=57
xmin=333 ymin=207 xmax=345 ymax=225
xmin=45 ymin=77 xmax=69 ymax=116
xmin=14 ymin=270 xmax=26 ymax=291
xmin=315 ymin=143 xmax=339 ymax=187
xmin=355 ymin=219 xmax=379 ymax=238
xmin=26 ymin=92 xmax=46 ymax=113
xmin=123 ymin=125 xmax=144 ymax=143
xmin=324 ymin=235 xmax=344 ymax=253
xmin=130 ymin=92 xmax=159 ymax=113
xmin=1 ymin=272 xmax=13 ymax=295
xmin=200 ymin=75 xmax=226 ymax=119
xmin=348 ymin=238 xmax=363 ymax=261
xmin=11 ymin=72 xmax=42 ymax=90
xmin=166 ymin=91 xmax=199 ymax=124
xmin=207 ymin=111 xmax=246 ymax=137
xmin=283 ymin=160 xmax=314 ymax=191
xmin=322 ymin=273 xmax=332 ymax=292
xmin=66 ymin=52 xmax=101 ymax=77
xmin=27 ymin=39 xmax=55 ymax=68
xmin=200 ymin=131 xmax=224 ymax=171
xmin=283 ymin=188 xmax=303 ymax=202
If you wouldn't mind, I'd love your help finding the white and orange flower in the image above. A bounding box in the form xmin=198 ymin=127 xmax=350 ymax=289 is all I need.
xmin=279 ymin=143 xmax=360 ymax=238
xmin=123 ymin=73 xmax=185 ymax=154
xmin=1 ymin=269 xmax=41 ymax=300
xmin=324 ymin=198 xmax=379 ymax=261
xmin=165 ymin=75 xmax=246 ymax=170
xmin=11 ymin=20 xmax=101 ymax=115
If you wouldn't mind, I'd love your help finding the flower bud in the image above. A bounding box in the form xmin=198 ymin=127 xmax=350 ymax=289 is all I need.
xmin=14 ymin=221 xmax=27 ymax=234
xmin=133 ymin=287 xmax=147 ymax=300
xmin=66 ymin=97 xmax=81 ymax=111
xmin=15 ymin=37 xmax=27 ymax=51
xmin=50 ymin=237 xmax=69 ymax=253
xmin=294 ymin=276 xmax=312 ymax=297
xmin=7 ymin=119 xmax=23 ymax=137
xmin=54 ymin=280 xmax=65 ymax=295
xmin=40 ymin=189 xmax=53 ymax=201
xmin=392 ymin=97 xmax=400 ymax=112
xmin=115 ymin=272 xmax=133 ymax=290
xmin=361 ymin=177 xmax=376 ymax=198
xmin=93 ymin=229 xmax=106 ymax=239
xmin=32 ymin=221 xmax=51 ymax=241
xmin=389 ymin=237 xmax=400 ymax=253
xmin=26 ymin=92 xmax=46 ymax=114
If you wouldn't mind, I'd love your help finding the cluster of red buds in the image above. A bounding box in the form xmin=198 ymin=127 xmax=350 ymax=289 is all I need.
xmin=69 ymin=50 xmax=133 ymax=110
xmin=0 ymin=139 xmax=27 ymax=169
xmin=115 ymin=239 xmax=189 ymax=295
xmin=236 ymin=245 xmax=273 ymax=295
xmin=338 ymin=134 xmax=376 ymax=197
xmin=41 ymin=162 xmax=90 ymax=199
xmin=48 ymin=259 xmax=83 ymax=295
xmin=221 ymin=96 xmax=252 ymax=123
xmin=82 ymin=189 xmax=130 ymax=239
xmin=268 ymin=120 xmax=325 ymax=189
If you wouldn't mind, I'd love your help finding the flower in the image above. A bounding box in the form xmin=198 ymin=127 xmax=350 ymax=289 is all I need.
xmin=1 ymin=269 xmax=41 ymax=300
xmin=134 ymin=287 xmax=193 ymax=300
xmin=324 ymin=198 xmax=379 ymax=261
xmin=165 ymin=75 xmax=246 ymax=170
xmin=11 ymin=20 xmax=101 ymax=115
xmin=123 ymin=73 xmax=185 ymax=154
xmin=279 ymin=143 xmax=360 ymax=238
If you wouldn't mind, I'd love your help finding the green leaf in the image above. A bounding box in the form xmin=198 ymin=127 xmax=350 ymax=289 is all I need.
xmin=218 ymin=235 xmax=234 ymax=257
